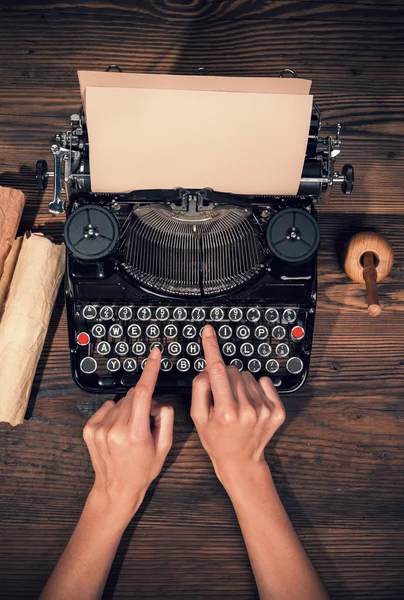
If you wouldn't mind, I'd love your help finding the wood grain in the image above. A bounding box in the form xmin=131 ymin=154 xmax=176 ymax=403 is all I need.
xmin=0 ymin=1 xmax=404 ymax=599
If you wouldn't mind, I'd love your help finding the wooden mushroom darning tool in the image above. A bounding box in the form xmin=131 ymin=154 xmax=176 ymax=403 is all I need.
xmin=344 ymin=232 xmax=393 ymax=316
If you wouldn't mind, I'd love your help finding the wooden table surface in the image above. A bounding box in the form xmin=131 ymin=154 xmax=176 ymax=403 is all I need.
xmin=0 ymin=2 xmax=403 ymax=598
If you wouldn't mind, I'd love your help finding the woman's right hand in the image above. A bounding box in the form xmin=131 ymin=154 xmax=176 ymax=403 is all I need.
xmin=190 ymin=325 xmax=285 ymax=486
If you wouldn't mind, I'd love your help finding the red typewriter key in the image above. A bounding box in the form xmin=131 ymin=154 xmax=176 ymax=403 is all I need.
xmin=291 ymin=326 xmax=305 ymax=341
xmin=77 ymin=332 xmax=90 ymax=346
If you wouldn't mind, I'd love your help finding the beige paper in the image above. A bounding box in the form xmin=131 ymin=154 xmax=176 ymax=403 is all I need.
xmin=0 ymin=233 xmax=65 ymax=426
xmin=0 ymin=186 xmax=26 ymax=279
xmin=86 ymin=86 xmax=313 ymax=196
xmin=0 ymin=236 xmax=23 ymax=321
xmin=78 ymin=71 xmax=312 ymax=106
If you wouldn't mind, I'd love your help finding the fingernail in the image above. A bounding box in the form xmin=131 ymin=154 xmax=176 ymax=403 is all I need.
xmin=204 ymin=324 xmax=215 ymax=337
xmin=150 ymin=347 xmax=161 ymax=358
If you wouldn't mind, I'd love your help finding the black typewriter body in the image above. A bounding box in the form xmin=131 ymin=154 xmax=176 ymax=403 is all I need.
xmin=37 ymin=69 xmax=354 ymax=394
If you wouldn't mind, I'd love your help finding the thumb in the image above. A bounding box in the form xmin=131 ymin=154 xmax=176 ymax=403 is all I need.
xmin=151 ymin=400 xmax=174 ymax=457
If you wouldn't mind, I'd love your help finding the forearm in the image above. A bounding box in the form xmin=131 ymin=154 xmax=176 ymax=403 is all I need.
xmin=40 ymin=490 xmax=133 ymax=600
xmin=222 ymin=462 xmax=329 ymax=600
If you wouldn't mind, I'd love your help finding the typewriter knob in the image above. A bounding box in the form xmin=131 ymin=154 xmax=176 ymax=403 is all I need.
xmin=265 ymin=208 xmax=320 ymax=264
xmin=64 ymin=204 xmax=120 ymax=261
xmin=36 ymin=159 xmax=48 ymax=191
xmin=341 ymin=164 xmax=354 ymax=195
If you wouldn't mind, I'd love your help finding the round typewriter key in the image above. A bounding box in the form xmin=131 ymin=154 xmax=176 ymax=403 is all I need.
xmin=191 ymin=307 xmax=206 ymax=322
xmin=109 ymin=324 xmax=123 ymax=338
xmin=210 ymin=307 xmax=225 ymax=321
xmin=168 ymin=342 xmax=182 ymax=356
xmin=164 ymin=324 xmax=178 ymax=339
xmin=265 ymin=359 xmax=279 ymax=374
xmin=254 ymin=325 xmax=269 ymax=340
xmin=282 ymin=308 xmax=297 ymax=324
xmin=257 ymin=343 xmax=272 ymax=358
xmin=146 ymin=324 xmax=160 ymax=339
xmin=194 ymin=358 xmax=206 ymax=372
xmin=155 ymin=306 xmax=170 ymax=321
xmin=132 ymin=341 xmax=146 ymax=356
xmin=115 ymin=342 xmax=129 ymax=356
xmin=91 ymin=324 xmax=106 ymax=338
xmin=228 ymin=307 xmax=243 ymax=322
xmin=150 ymin=341 xmax=164 ymax=353
xmin=99 ymin=306 xmax=114 ymax=321
xmin=230 ymin=358 xmax=243 ymax=371
xmin=140 ymin=358 xmax=148 ymax=370
xmin=264 ymin=308 xmax=279 ymax=323
xmin=186 ymin=342 xmax=200 ymax=357
xmin=236 ymin=325 xmax=250 ymax=340
xmin=160 ymin=358 xmax=173 ymax=372
xmin=80 ymin=356 xmax=97 ymax=374
xmin=246 ymin=308 xmax=261 ymax=322
xmin=275 ymin=343 xmax=290 ymax=358
xmin=107 ymin=358 xmax=121 ymax=372
xmin=272 ymin=325 xmax=286 ymax=340
xmin=291 ymin=326 xmax=305 ymax=342
xmin=222 ymin=342 xmax=236 ymax=357
xmin=240 ymin=342 xmax=254 ymax=357
xmin=82 ymin=305 xmax=97 ymax=320
xmin=177 ymin=358 xmax=190 ymax=372
xmin=248 ymin=359 xmax=262 ymax=373
xmin=218 ymin=325 xmax=232 ymax=340
xmin=118 ymin=306 xmax=133 ymax=321
xmin=127 ymin=324 xmax=142 ymax=338
xmin=77 ymin=332 xmax=90 ymax=346
xmin=173 ymin=307 xmax=187 ymax=321
xmin=123 ymin=358 xmax=137 ymax=372
xmin=137 ymin=306 xmax=152 ymax=321
xmin=96 ymin=341 xmax=111 ymax=355
xmin=182 ymin=324 xmax=197 ymax=339
xmin=273 ymin=378 xmax=282 ymax=388
xmin=286 ymin=357 xmax=304 ymax=374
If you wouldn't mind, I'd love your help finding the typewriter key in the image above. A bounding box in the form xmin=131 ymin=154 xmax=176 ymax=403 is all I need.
xmin=282 ymin=309 xmax=297 ymax=324
xmin=109 ymin=324 xmax=123 ymax=338
xmin=218 ymin=325 xmax=232 ymax=340
xmin=183 ymin=324 xmax=197 ymax=339
xmin=240 ymin=343 xmax=254 ymax=357
xmin=123 ymin=358 xmax=137 ymax=372
xmin=191 ymin=307 xmax=206 ymax=322
xmin=82 ymin=305 xmax=97 ymax=320
xmin=80 ymin=356 xmax=97 ymax=374
xmin=286 ymin=357 xmax=304 ymax=374
xmin=291 ymin=326 xmax=305 ymax=342
xmin=254 ymin=325 xmax=269 ymax=340
xmin=64 ymin=204 xmax=120 ymax=261
xmin=91 ymin=324 xmax=106 ymax=338
xmin=228 ymin=308 xmax=243 ymax=322
xmin=272 ymin=325 xmax=286 ymax=340
xmin=177 ymin=358 xmax=190 ymax=372
xmin=194 ymin=358 xmax=206 ymax=372
xmin=230 ymin=358 xmax=243 ymax=371
xmin=266 ymin=208 xmax=320 ymax=264
xmin=186 ymin=342 xmax=200 ymax=357
xmin=248 ymin=359 xmax=262 ymax=373
xmin=246 ymin=308 xmax=261 ymax=322
xmin=275 ymin=343 xmax=290 ymax=358
xmin=155 ymin=307 xmax=170 ymax=321
xmin=236 ymin=325 xmax=250 ymax=340
xmin=173 ymin=307 xmax=187 ymax=321
xmin=99 ymin=306 xmax=114 ymax=321
xmin=222 ymin=342 xmax=236 ymax=357
xmin=141 ymin=358 xmax=148 ymax=370
xmin=210 ymin=307 xmax=225 ymax=321
xmin=77 ymin=332 xmax=90 ymax=346
xmin=160 ymin=358 xmax=173 ymax=372
xmin=257 ymin=343 xmax=271 ymax=358
xmin=127 ymin=324 xmax=142 ymax=338
xmin=164 ymin=324 xmax=178 ymax=339
xmin=96 ymin=341 xmax=111 ymax=355
xmin=264 ymin=308 xmax=279 ymax=323
xmin=137 ymin=307 xmax=152 ymax=321
xmin=118 ymin=306 xmax=133 ymax=321
xmin=132 ymin=341 xmax=146 ymax=356
xmin=107 ymin=358 xmax=121 ymax=372
xmin=146 ymin=324 xmax=160 ymax=339
xmin=168 ymin=342 xmax=182 ymax=356
xmin=115 ymin=342 xmax=129 ymax=356
xmin=265 ymin=359 xmax=279 ymax=373
xmin=150 ymin=341 xmax=164 ymax=353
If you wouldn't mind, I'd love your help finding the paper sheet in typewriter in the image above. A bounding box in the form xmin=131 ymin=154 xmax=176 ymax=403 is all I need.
xmin=85 ymin=86 xmax=313 ymax=195
xmin=78 ymin=71 xmax=312 ymax=102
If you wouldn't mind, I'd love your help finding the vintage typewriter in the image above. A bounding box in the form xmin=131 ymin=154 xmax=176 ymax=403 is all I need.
xmin=36 ymin=69 xmax=354 ymax=394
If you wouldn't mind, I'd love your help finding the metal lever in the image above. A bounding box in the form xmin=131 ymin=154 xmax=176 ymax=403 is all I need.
xmin=48 ymin=144 xmax=67 ymax=214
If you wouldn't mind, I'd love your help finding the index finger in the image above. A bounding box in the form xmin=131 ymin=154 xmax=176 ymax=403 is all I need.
xmin=130 ymin=346 xmax=161 ymax=429
xmin=201 ymin=325 xmax=235 ymax=408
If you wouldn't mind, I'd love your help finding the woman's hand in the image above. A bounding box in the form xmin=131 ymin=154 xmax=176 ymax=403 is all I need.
xmin=191 ymin=325 xmax=285 ymax=486
xmin=83 ymin=347 xmax=174 ymax=524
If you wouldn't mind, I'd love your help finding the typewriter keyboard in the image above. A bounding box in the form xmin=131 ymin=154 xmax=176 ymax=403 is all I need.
xmin=73 ymin=304 xmax=311 ymax=393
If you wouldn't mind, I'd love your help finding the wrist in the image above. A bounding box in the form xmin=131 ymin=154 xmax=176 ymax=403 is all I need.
xmin=85 ymin=485 xmax=144 ymax=532
xmin=217 ymin=459 xmax=273 ymax=497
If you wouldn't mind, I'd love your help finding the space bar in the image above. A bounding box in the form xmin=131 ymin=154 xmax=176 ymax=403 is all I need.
xmin=121 ymin=375 xmax=140 ymax=387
